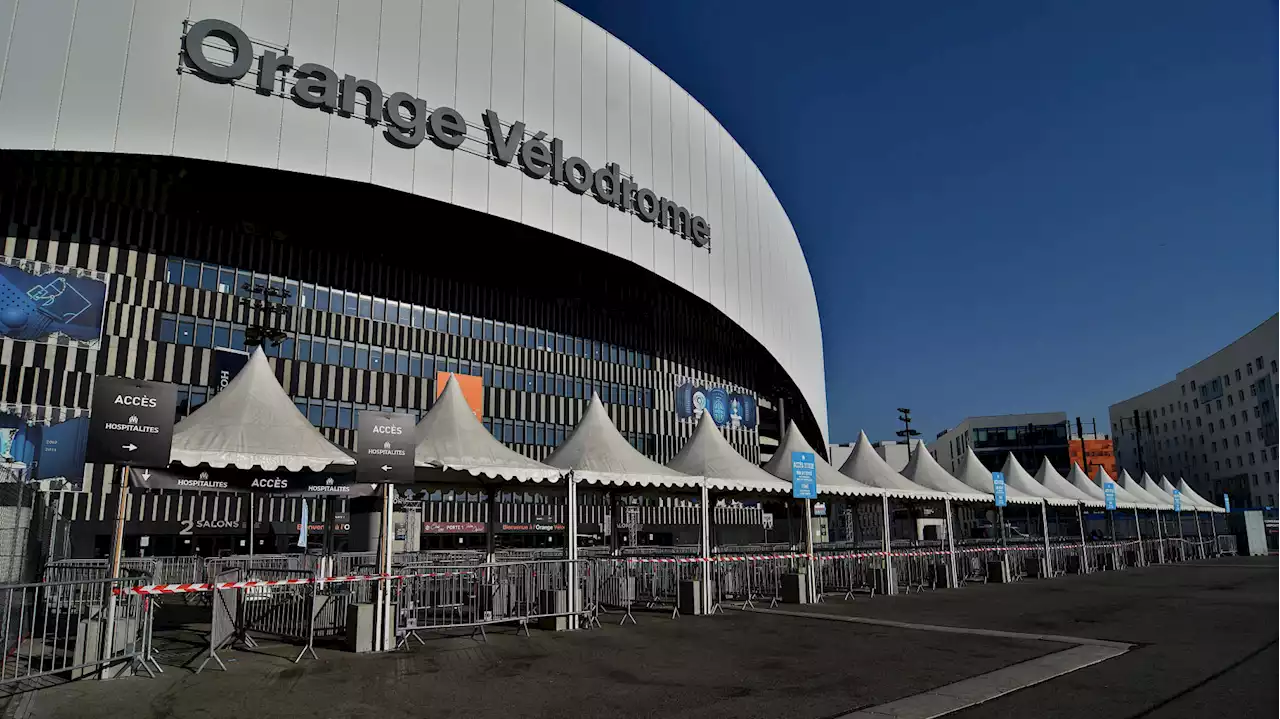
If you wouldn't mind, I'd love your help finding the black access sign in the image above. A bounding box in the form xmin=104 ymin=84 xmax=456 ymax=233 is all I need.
xmin=356 ymin=410 xmax=416 ymax=483
xmin=87 ymin=376 xmax=177 ymax=468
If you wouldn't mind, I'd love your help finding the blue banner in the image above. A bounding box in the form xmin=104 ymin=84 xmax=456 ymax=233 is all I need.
xmin=674 ymin=381 xmax=757 ymax=429
xmin=1223 ymin=494 xmax=1231 ymax=512
xmin=1 ymin=407 xmax=87 ymax=487
xmin=1103 ymin=482 xmax=1117 ymax=511
xmin=1172 ymin=489 xmax=1182 ymax=513
xmin=992 ymin=471 xmax=1007 ymax=507
xmin=791 ymin=451 xmax=817 ymax=499
xmin=0 ymin=260 xmax=107 ymax=346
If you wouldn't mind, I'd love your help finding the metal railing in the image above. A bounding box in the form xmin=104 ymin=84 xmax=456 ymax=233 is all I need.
xmin=394 ymin=560 xmax=593 ymax=644
xmin=42 ymin=559 xmax=159 ymax=586
xmin=2 ymin=576 xmax=151 ymax=689
xmin=815 ymin=552 xmax=880 ymax=599
xmin=1215 ymin=534 xmax=1238 ymax=556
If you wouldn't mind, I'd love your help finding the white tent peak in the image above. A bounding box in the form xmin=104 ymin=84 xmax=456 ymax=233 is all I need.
xmin=954 ymin=447 xmax=1036 ymax=504
xmin=837 ymin=431 xmax=944 ymax=498
xmin=1142 ymin=474 xmax=1179 ymax=505
xmin=902 ymin=443 xmax=990 ymax=500
xmin=1176 ymin=478 xmax=1223 ymax=512
xmin=764 ymin=421 xmax=881 ymax=497
xmin=1116 ymin=468 xmax=1169 ymax=509
xmin=1034 ymin=457 xmax=1100 ymax=504
xmin=413 ymin=373 xmax=560 ymax=483
xmin=1092 ymin=466 xmax=1144 ymax=509
xmin=1000 ymin=453 xmax=1076 ymax=505
xmin=170 ymin=347 xmax=356 ymax=472
xmin=666 ymin=412 xmax=791 ymax=493
xmin=545 ymin=393 xmax=696 ymax=488
xmin=1066 ymin=462 xmax=1107 ymax=502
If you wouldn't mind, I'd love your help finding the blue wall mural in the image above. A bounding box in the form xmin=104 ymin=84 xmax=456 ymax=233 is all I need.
xmin=674 ymin=381 xmax=757 ymax=430
xmin=0 ymin=259 xmax=107 ymax=345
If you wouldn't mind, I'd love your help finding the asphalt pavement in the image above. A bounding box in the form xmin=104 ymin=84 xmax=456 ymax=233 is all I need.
xmin=8 ymin=556 xmax=1276 ymax=719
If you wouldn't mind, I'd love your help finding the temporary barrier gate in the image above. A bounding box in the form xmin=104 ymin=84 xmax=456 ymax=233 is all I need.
xmin=815 ymin=552 xmax=880 ymax=599
xmin=1 ymin=576 xmax=152 ymax=689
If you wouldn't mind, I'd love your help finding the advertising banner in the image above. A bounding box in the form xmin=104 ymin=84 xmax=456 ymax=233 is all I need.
xmin=1103 ymin=482 xmax=1117 ymax=511
xmin=436 ymin=372 xmax=484 ymax=420
xmin=422 ymin=522 xmax=486 ymax=534
xmin=0 ymin=258 xmax=107 ymax=346
xmin=791 ymin=452 xmax=817 ymax=499
xmin=674 ymin=381 xmax=757 ymax=430
xmin=1 ymin=405 xmax=89 ymax=487
xmin=992 ymin=472 xmax=1007 ymax=508
xmin=212 ymin=348 xmax=250 ymax=394
xmin=128 ymin=466 xmax=380 ymax=497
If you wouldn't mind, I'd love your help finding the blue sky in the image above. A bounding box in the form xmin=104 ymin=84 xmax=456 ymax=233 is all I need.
xmin=564 ymin=0 xmax=1278 ymax=444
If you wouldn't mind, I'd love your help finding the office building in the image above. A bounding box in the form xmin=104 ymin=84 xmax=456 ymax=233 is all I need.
xmin=1109 ymin=315 xmax=1278 ymax=509
xmin=927 ymin=413 xmax=1071 ymax=476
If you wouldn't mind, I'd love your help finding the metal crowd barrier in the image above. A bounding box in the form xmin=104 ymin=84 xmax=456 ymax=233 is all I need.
xmin=42 ymin=559 xmax=159 ymax=586
xmin=592 ymin=558 xmax=702 ymax=622
xmin=232 ymin=568 xmax=319 ymax=662
xmin=494 ymin=548 xmax=567 ymax=561
xmin=716 ymin=543 xmax=794 ymax=555
xmin=891 ymin=546 xmax=949 ymax=592
xmin=2 ymin=576 xmax=152 ymax=689
xmin=1215 ymin=534 xmax=1238 ymax=556
xmin=815 ymin=552 xmax=880 ymax=599
xmin=394 ymin=560 xmax=592 ymax=644
xmin=709 ymin=555 xmax=801 ymax=612
xmin=1048 ymin=542 xmax=1086 ymax=575
xmin=955 ymin=542 xmax=1002 ymax=585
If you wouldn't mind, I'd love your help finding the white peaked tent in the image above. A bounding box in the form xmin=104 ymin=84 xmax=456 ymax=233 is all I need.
xmin=1156 ymin=476 xmax=1209 ymax=511
xmin=837 ymin=432 xmax=947 ymax=499
xmin=1116 ymin=469 xmax=1171 ymax=509
xmin=1000 ymin=453 xmax=1078 ymax=506
xmin=954 ymin=448 xmax=1038 ymax=504
xmin=1177 ymin=478 xmax=1224 ymax=513
xmin=170 ymin=348 xmax=356 ymax=471
xmin=1066 ymin=463 xmax=1108 ymax=503
xmin=414 ymin=374 xmax=561 ymax=483
xmin=903 ymin=443 xmax=991 ymax=501
xmin=1142 ymin=473 xmax=1179 ymax=506
xmin=1036 ymin=458 xmax=1102 ymax=505
xmin=665 ymin=413 xmax=792 ymax=494
xmin=545 ymin=394 xmax=698 ymax=488
xmin=1093 ymin=467 xmax=1144 ymax=509
xmin=763 ymin=421 xmax=881 ymax=497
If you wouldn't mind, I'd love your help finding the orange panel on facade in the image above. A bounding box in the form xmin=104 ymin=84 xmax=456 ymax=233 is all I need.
xmin=436 ymin=372 xmax=484 ymax=420
xmin=1069 ymin=439 xmax=1116 ymax=477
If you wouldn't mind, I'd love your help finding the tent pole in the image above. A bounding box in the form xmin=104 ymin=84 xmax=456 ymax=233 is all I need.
xmin=1134 ymin=508 xmax=1144 ymax=567
xmin=485 ymin=487 xmax=497 ymax=563
xmin=1193 ymin=509 xmax=1204 ymax=559
xmin=802 ymin=497 xmax=815 ymax=603
xmin=881 ymin=495 xmax=894 ymax=596
xmin=373 ymin=484 xmax=392 ymax=652
xmin=1040 ymin=501 xmax=1051 ymax=577
xmin=1076 ymin=504 xmax=1087 ymax=574
xmin=699 ymin=484 xmax=711 ymax=613
xmin=1154 ymin=509 xmax=1164 ymax=564
xmin=248 ymin=492 xmax=255 ymax=557
xmin=567 ymin=472 xmax=579 ymax=630
xmin=997 ymin=503 xmax=1007 ymax=582
xmin=944 ymin=498 xmax=958 ymax=589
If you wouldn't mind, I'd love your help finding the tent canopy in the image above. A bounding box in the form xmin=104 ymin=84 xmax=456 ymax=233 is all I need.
xmin=763 ymin=421 xmax=882 ymax=497
xmin=1000 ymin=453 xmax=1078 ymax=506
xmin=1116 ymin=469 xmax=1171 ymax=509
xmin=1035 ymin=458 xmax=1102 ymax=506
xmin=837 ymin=432 xmax=947 ymax=500
xmin=1141 ymin=473 xmax=1180 ymax=507
xmin=1092 ymin=467 xmax=1145 ymax=509
xmin=545 ymin=394 xmax=699 ymax=489
xmin=170 ymin=348 xmax=356 ymax=472
xmin=902 ymin=443 xmax=991 ymax=501
xmin=1066 ymin=463 xmax=1107 ymax=503
xmin=665 ymin=413 xmax=792 ymax=494
xmin=413 ymin=374 xmax=561 ymax=484
xmin=953 ymin=448 xmax=1039 ymax=504
xmin=1176 ymin=478 xmax=1224 ymax=513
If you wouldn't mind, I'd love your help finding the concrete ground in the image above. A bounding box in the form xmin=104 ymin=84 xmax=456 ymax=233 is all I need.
xmin=7 ymin=556 xmax=1277 ymax=719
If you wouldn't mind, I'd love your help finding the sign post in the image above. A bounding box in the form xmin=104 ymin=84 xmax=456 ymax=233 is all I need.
xmin=1103 ymin=481 xmax=1118 ymax=568
xmin=87 ymin=376 xmax=176 ymax=677
xmin=1172 ymin=489 xmax=1185 ymax=555
xmin=790 ymin=452 xmax=817 ymax=602
xmin=992 ymin=472 xmax=1008 ymax=577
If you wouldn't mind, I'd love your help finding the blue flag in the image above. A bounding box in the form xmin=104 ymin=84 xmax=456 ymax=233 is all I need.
xmin=297 ymin=500 xmax=309 ymax=548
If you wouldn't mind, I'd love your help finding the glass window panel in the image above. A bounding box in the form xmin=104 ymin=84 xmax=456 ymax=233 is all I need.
xmin=358 ymin=295 xmax=371 ymax=319
xmin=483 ymin=321 xmax=494 ymax=342
xmin=356 ymin=345 xmax=370 ymax=370
xmin=461 ymin=316 xmax=471 ymax=338
xmin=555 ymin=376 xmax=565 ymax=396
xmin=525 ymin=374 xmax=536 ymax=392
xmin=447 ymin=313 xmax=460 ymax=335
xmin=181 ymin=262 xmax=200 ymax=288
xmin=231 ymin=327 xmax=246 ymax=351
xmin=536 ymin=330 xmax=546 ymax=350
xmin=394 ymin=351 xmax=407 ymax=374
xmin=504 ymin=368 xmax=514 ymax=389
xmin=189 ymin=389 xmax=207 ymax=410
xmin=415 ymin=307 xmax=430 ymax=330
xmin=338 ymin=406 xmax=353 ymax=430
xmin=218 ymin=268 xmax=235 ymax=294
xmin=296 ymin=337 xmax=310 ymax=361
xmin=213 ymin=324 xmax=230 ymax=348
xmin=372 ymin=298 xmax=385 ymax=322
xmin=339 ymin=343 xmax=354 ymax=367
xmin=514 ymin=422 xmax=525 ymax=444
xmin=323 ymin=403 xmax=338 ymax=427
xmin=159 ymin=315 xmax=177 ymax=343
xmin=535 ymin=374 xmax=545 ymax=393
xmin=445 ymin=358 xmax=458 ymax=374
xmin=515 ymin=327 xmax=526 ymax=346
xmin=503 ymin=421 xmax=514 ymax=443
xmin=311 ymin=340 xmax=326 ymax=364
xmin=398 ymin=303 xmax=411 ymax=326
xmin=300 ymin=284 xmax=316 ymax=309
xmin=424 ymin=355 xmax=436 ymax=377
xmin=344 ymin=292 xmax=359 ymax=316
xmin=165 ymin=258 xmax=182 ymax=284
xmin=314 ymin=287 xmax=330 ymax=312
xmin=235 ymin=270 xmax=252 ymax=296
xmin=555 ymin=334 xmax=565 ymax=353
xmin=504 ymin=324 xmax=515 ymax=344
xmin=410 ymin=353 xmax=422 ymax=376
xmin=283 ymin=279 xmax=298 ymax=305
xmin=177 ymin=319 xmax=195 ymax=345
xmin=326 ymin=341 xmax=341 ymax=365
xmin=535 ymin=424 xmax=545 ymax=446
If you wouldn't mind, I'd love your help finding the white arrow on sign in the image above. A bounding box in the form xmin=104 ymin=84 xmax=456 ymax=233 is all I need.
xmin=122 ymin=443 xmax=138 ymax=452
xmin=381 ymin=465 xmax=393 ymax=472
xmin=140 ymin=470 xmax=151 ymax=481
